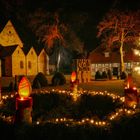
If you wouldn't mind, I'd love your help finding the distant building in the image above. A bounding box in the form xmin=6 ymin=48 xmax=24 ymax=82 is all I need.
xmin=88 ymin=45 xmax=140 ymax=79
xmin=0 ymin=19 xmax=49 ymax=77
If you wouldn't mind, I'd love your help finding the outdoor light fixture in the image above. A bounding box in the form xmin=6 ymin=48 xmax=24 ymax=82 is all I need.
xmin=124 ymin=83 xmax=138 ymax=108
xmin=14 ymin=76 xmax=33 ymax=124
xmin=71 ymin=71 xmax=77 ymax=83
xmin=70 ymin=71 xmax=79 ymax=101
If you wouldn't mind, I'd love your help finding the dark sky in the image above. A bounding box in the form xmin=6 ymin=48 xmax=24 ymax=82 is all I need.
xmin=0 ymin=0 xmax=139 ymax=14
xmin=0 ymin=0 xmax=139 ymax=53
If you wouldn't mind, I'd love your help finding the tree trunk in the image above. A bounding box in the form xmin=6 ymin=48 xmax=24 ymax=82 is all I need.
xmin=56 ymin=51 xmax=60 ymax=72
xmin=120 ymin=28 xmax=125 ymax=75
xmin=56 ymin=45 xmax=61 ymax=72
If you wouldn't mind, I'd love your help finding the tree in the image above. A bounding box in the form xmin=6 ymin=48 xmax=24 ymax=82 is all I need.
xmin=27 ymin=9 xmax=84 ymax=72
xmin=97 ymin=9 xmax=140 ymax=75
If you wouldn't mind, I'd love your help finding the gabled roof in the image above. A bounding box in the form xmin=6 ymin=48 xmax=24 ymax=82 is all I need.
xmin=0 ymin=45 xmax=18 ymax=58
xmin=0 ymin=17 xmax=44 ymax=51
xmin=88 ymin=45 xmax=140 ymax=63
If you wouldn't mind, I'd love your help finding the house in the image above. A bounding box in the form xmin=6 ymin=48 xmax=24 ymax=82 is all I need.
xmin=88 ymin=45 xmax=140 ymax=79
xmin=0 ymin=45 xmax=26 ymax=77
xmin=36 ymin=48 xmax=49 ymax=75
xmin=23 ymin=46 xmax=38 ymax=76
xmin=0 ymin=19 xmax=50 ymax=77
xmin=0 ymin=20 xmax=23 ymax=48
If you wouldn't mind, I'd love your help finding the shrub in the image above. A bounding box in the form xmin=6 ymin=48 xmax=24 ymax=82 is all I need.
xmin=32 ymin=72 xmax=48 ymax=89
xmin=107 ymin=69 xmax=112 ymax=80
xmin=120 ymin=71 xmax=127 ymax=80
xmin=52 ymin=72 xmax=66 ymax=86
xmin=102 ymin=71 xmax=108 ymax=79
xmin=8 ymin=82 xmax=14 ymax=92
xmin=95 ymin=70 xmax=102 ymax=80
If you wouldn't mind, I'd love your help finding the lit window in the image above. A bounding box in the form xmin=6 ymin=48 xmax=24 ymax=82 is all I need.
xmin=104 ymin=52 xmax=109 ymax=57
xmin=20 ymin=61 xmax=24 ymax=69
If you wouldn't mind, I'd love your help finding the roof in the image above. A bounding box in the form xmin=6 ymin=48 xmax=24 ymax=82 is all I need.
xmin=0 ymin=45 xmax=18 ymax=58
xmin=0 ymin=16 xmax=44 ymax=52
xmin=88 ymin=45 xmax=140 ymax=64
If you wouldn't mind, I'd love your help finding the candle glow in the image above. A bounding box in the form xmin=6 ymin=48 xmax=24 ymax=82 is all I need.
xmin=18 ymin=77 xmax=31 ymax=98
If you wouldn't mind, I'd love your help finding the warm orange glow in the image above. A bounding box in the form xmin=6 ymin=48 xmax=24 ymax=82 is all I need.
xmin=133 ymin=86 xmax=137 ymax=90
xmin=20 ymin=97 xmax=24 ymax=101
xmin=18 ymin=77 xmax=31 ymax=98
xmin=71 ymin=71 xmax=76 ymax=82
xmin=127 ymin=82 xmax=130 ymax=88
xmin=124 ymin=86 xmax=128 ymax=89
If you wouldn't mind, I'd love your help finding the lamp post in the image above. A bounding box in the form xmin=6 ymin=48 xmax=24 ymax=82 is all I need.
xmin=14 ymin=76 xmax=32 ymax=124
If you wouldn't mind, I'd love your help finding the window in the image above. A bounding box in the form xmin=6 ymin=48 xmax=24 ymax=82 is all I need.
xmin=28 ymin=61 xmax=31 ymax=69
xmin=104 ymin=52 xmax=109 ymax=57
xmin=20 ymin=61 xmax=24 ymax=69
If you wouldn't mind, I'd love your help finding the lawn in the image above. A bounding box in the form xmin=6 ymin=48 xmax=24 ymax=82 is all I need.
xmin=38 ymin=79 xmax=125 ymax=96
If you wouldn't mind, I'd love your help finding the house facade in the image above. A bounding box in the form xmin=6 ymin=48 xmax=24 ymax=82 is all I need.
xmin=0 ymin=19 xmax=50 ymax=77
xmin=0 ymin=45 xmax=26 ymax=77
xmin=88 ymin=46 xmax=140 ymax=79
xmin=37 ymin=48 xmax=49 ymax=75
xmin=25 ymin=47 xmax=38 ymax=76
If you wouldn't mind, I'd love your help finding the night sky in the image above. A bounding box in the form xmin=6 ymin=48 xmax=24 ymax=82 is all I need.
xmin=1 ymin=0 xmax=139 ymax=20
xmin=0 ymin=0 xmax=139 ymax=53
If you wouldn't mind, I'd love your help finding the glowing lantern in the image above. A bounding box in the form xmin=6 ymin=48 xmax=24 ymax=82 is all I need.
xmin=71 ymin=71 xmax=76 ymax=83
xmin=18 ymin=76 xmax=31 ymax=98
xmin=15 ymin=76 xmax=33 ymax=124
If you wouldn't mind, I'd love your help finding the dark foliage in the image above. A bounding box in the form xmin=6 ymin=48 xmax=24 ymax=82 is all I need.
xmin=32 ymin=72 xmax=48 ymax=89
xmin=95 ymin=70 xmax=102 ymax=80
xmin=78 ymin=94 xmax=121 ymax=119
xmin=102 ymin=71 xmax=108 ymax=79
xmin=107 ymin=69 xmax=112 ymax=80
xmin=51 ymin=72 xmax=66 ymax=86
xmin=8 ymin=82 xmax=14 ymax=92
xmin=30 ymin=92 xmax=122 ymax=121
xmin=0 ymin=98 xmax=16 ymax=115
xmin=120 ymin=71 xmax=128 ymax=80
